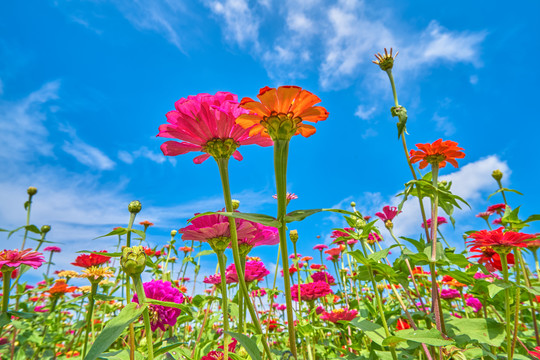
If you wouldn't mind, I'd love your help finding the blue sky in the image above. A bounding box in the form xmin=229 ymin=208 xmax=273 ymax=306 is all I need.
xmin=1 ymin=0 xmax=539 ymax=284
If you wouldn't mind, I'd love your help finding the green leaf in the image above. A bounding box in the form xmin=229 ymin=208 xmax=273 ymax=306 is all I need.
xmin=446 ymin=318 xmax=505 ymax=347
xmin=224 ymin=331 xmax=262 ymax=360
xmin=487 ymin=280 xmax=512 ymax=298
xmin=94 ymin=228 xmax=128 ymax=239
xmin=350 ymin=319 xmax=385 ymax=346
xmin=0 ymin=312 xmax=10 ymax=328
xmin=131 ymin=229 xmax=146 ymax=239
xmin=84 ymin=302 xmax=148 ymax=360
xmin=348 ymin=250 xmax=369 ymax=266
xmin=284 ymin=208 xmax=357 ymax=223
xmin=445 ymin=253 xmax=470 ymax=268
xmin=423 ymin=242 xmax=445 ymax=263
xmin=487 ymin=187 xmax=523 ymax=200
xmin=382 ymin=329 xmax=454 ymax=347
xmin=190 ymin=211 xmax=281 ymax=228
xmin=368 ymin=248 xmax=391 ymax=262
xmin=146 ymin=298 xmax=190 ymax=313
xmin=24 ymin=225 xmax=42 ymax=234
xmin=195 ymin=250 xmax=215 ymax=258
xmin=7 ymin=226 xmax=25 ymax=239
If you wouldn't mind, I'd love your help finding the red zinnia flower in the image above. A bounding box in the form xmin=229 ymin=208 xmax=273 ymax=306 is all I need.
xmin=469 ymin=246 xmax=515 ymax=272
xmin=237 ymin=85 xmax=329 ymax=139
xmin=396 ymin=319 xmax=411 ymax=331
xmin=487 ymin=203 xmax=506 ymax=215
xmin=320 ymin=308 xmax=358 ymax=323
xmin=467 ymin=227 xmax=534 ymax=252
xmin=71 ymin=251 xmax=111 ymax=268
xmin=409 ymin=139 xmax=465 ymax=169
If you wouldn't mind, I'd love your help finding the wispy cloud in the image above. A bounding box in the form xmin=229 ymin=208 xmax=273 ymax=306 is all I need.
xmin=60 ymin=125 xmax=116 ymax=170
xmin=118 ymin=146 xmax=176 ymax=166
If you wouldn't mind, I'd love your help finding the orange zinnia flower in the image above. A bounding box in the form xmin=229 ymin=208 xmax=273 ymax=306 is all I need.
xmin=409 ymin=139 xmax=465 ymax=169
xmin=237 ymin=86 xmax=329 ymax=140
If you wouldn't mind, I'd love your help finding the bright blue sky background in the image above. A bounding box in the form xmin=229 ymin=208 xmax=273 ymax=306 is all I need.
xmin=1 ymin=0 xmax=539 ymax=286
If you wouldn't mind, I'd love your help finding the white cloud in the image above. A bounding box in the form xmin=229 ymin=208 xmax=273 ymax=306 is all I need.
xmin=355 ymin=105 xmax=377 ymax=120
xmin=432 ymin=113 xmax=456 ymax=136
xmin=0 ymin=80 xmax=60 ymax=163
xmin=59 ymin=125 xmax=116 ymax=170
xmin=361 ymin=128 xmax=378 ymax=139
xmin=118 ymin=146 xmax=175 ymax=165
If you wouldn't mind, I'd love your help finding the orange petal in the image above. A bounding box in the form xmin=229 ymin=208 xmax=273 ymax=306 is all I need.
xmin=257 ymin=87 xmax=278 ymax=112
xmin=240 ymin=98 xmax=271 ymax=117
xmin=298 ymin=106 xmax=329 ymax=122
xmin=291 ymin=90 xmax=321 ymax=115
xmin=276 ymin=86 xmax=302 ymax=113
xmin=297 ymin=124 xmax=317 ymax=137
xmin=248 ymin=124 xmax=265 ymax=137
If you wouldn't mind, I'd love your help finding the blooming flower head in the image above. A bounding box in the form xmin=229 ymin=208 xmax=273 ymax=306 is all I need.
xmin=226 ymin=261 xmax=269 ymax=283
xmin=440 ymin=289 xmax=460 ymax=299
xmin=487 ymin=203 xmax=506 ymax=215
xmin=466 ymin=296 xmax=482 ymax=313
xmin=291 ymin=281 xmax=333 ymax=302
xmin=132 ymin=280 xmax=184 ymax=331
xmin=375 ymin=206 xmax=401 ymax=222
xmin=367 ymin=232 xmax=382 ymax=244
xmin=272 ymin=192 xmax=298 ymax=204
xmin=396 ymin=319 xmax=410 ymax=331
xmin=48 ymin=280 xmax=77 ymax=296
xmin=475 ymin=211 xmax=494 ymax=220
xmin=0 ymin=249 xmax=45 ymax=271
xmin=203 ymin=274 xmax=221 ymax=285
xmin=158 ymin=92 xmax=273 ymax=164
xmin=529 ymin=346 xmax=540 ymax=359
xmin=311 ymin=271 xmax=336 ymax=285
xmin=237 ymin=86 xmax=329 ymax=140
xmin=237 ymin=222 xmax=279 ymax=255
xmin=313 ymin=244 xmax=328 ymax=251
xmin=469 ymin=246 xmax=515 ymax=272
xmin=78 ymin=266 xmax=114 ymax=282
xmin=139 ymin=220 xmax=154 ymax=228
xmin=320 ymin=308 xmax=358 ymax=323
xmin=409 ymin=139 xmax=465 ymax=169
xmin=71 ymin=251 xmax=110 ymax=268
xmin=34 ymin=305 xmax=49 ymax=313
xmin=179 ymin=211 xmax=257 ymax=252
xmin=43 ymin=246 xmax=62 ymax=253
xmin=467 ymin=227 xmax=535 ymax=254
xmin=330 ymin=228 xmax=354 ymax=245
xmin=324 ymin=246 xmax=344 ymax=261
xmin=421 ymin=216 xmax=448 ymax=229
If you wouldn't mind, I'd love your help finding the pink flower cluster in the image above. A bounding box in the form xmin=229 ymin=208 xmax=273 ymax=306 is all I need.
xmin=291 ymin=281 xmax=333 ymax=302
xmin=132 ymin=280 xmax=184 ymax=331
xmin=226 ymin=261 xmax=269 ymax=284
xmin=319 ymin=308 xmax=358 ymax=323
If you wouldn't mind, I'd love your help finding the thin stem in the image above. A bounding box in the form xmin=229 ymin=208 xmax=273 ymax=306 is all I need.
xmin=499 ymin=251 xmax=513 ymax=360
xmin=125 ymin=211 xmax=137 ymax=360
xmin=21 ymin=194 xmax=32 ymax=250
xmin=215 ymin=158 xmax=273 ymax=360
xmin=496 ymin=179 xmax=508 ymax=205
xmin=216 ymin=251 xmax=230 ymax=360
xmin=273 ymin=139 xmax=298 ymax=359
xmin=385 ymin=69 xmax=399 ymax=107
xmin=46 ymin=252 xmax=54 ymax=278
xmin=82 ymin=282 xmax=98 ymax=359
xmin=1 ymin=269 xmax=13 ymax=315
xmin=132 ymin=275 xmax=154 ymax=359
xmin=516 ymin=248 xmax=540 ymax=345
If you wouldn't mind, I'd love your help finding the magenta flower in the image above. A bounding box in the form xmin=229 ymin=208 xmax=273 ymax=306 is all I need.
xmin=179 ymin=211 xmax=257 ymax=251
xmin=43 ymin=246 xmax=62 ymax=253
xmin=476 ymin=211 xmax=494 ymax=220
xmin=34 ymin=305 xmax=49 ymax=313
xmin=291 ymin=281 xmax=333 ymax=302
xmin=440 ymin=289 xmax=460 ymax=299
xmin=320 ymin=308 xmax=358 ymax=323
xmin=277 ymin=304 xmax=287 ymax=311
xmin=313 ymin=244 xmax=328 ymax=251
xmin=466 ymin=296 xmax=482 ymax=313
xmin=132 ymin=280 xmax=184 ymax=331
xmin=311 ymin=271 xmax=336 ymax=285
xmin=227 ymin=261 xmax=269 ymax=283
xmin=0 ymin=249 xmax=45 ymax=270
xmin=367 ymin=232 xmax=382 ymax=244
xmin=203 ymin=274 xmax=221 ymax=285
xmin=330 ymin=228 xmax=354 ymax=244
xmin=157 ymin=92 xmax=273 ymax=164
xmin=237 ymin=223 xmax=279 ymax=254
xmin=421 ymin=216 xmax=448 ymax=228
xmin=492 ymin=218 xmax=502 ymax=225
xmin=375 ymin=206 xmax=401 ymax=222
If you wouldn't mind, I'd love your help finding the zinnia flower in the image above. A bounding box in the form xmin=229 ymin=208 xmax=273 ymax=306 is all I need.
xmin=529 ymin=346 xmax=540 ymax=359
xmin=203 ymin=274 xmax=221 ymax=285
xmin=179 ymin=211 xmax=257 ymax=252
xmin=324 ymin=246 xmax=344 ymax=261
xmin=43 ymin=246 xmax=62 ymax=253
xmin=409 ymin=139 xmax=465 ymax=169
xmin=465 ymin=296 xmax=482 ymax=313
xmin=237 ymin=85 xmax=329 ymax=140
xmin=48 ymin=280 xmax=77 ymax=296
xmin=421 ymin=216 xmax=448 ymax=228
xmin=311 ymin=271 xmax=335 ymax=285
xmin=375 ymin=206 xmax=401 ymax=222
xmin=157 ymin=92 xmax=273 ymax=163
xmin=132 ymin=280 xmax=184 ymax=331
xmin=313 ymin=244 xmax=328 ymax=251
xmin=71 ymin=251 xmax=110 ymax=268
xmin=469 ymin=246 xmax=515 ymax=272
xmin=0 ymin=249 xmax=45 ymax=270
xmin=487 ymin=203 xmax=506 ymax=215
xmin=440 ymin=289 xmax=460 ymax=299
xmin=291 ymin=281 xmax=333 ymax=302
xmin=320 ymin=308 xmax=358 ymax=323
xmin=396 ymin=319 xmax=410 ymax=331
xmin=330 ymin=228 xmax=354 ymax=245
xmin=237 ymin=223 xmax=279 ymax=255
xmin=226 ymin=261 xmax=269 ymax=283
xmin=367 ymin=232 xmax=382 ymax=244
xmin=476 ymin=211 xmax=494 ymax=220
xmin=467 ymin=227 xmax=535 ymax=253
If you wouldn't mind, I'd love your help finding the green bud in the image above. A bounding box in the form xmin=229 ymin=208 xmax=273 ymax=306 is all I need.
xmin=492 ymin=169 xmax=503 ymax=181
xmin=27 ymin=187 xmax=37 ymax=196
xmin=121 ymin=246 xmax=147 ymax=276
xmin=350 ymin=202 xmax=356 ymax=208
xmin=289 ymin=230 xmax=299 ymax=243
xmin=128 ymin=200 xmax=142 ymax=214
xmin=170 ymin=229 xmax=177 ymax=238
xmin=41 ymin=225 xmax=51 ymax=234
xmin=231 ymin=200 xmax=240 ymax=210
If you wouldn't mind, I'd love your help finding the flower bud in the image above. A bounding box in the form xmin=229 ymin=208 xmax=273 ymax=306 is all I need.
xmin=350 ymin=202 xmax=356 ymax=208
xmin=128 ymin=200 xmax=142 ymax=214
xmin=232 ymin=199 xmax=240 ymax=210
xmin=41 ymin=225 xmax=51 ymax=234
xmin=289 ymin=230 xmax=299 ymax=243
xmin=384 ymin=220 xmax=393 ymax=229
xmin=27 ymin=187 xmax=37 ymax=196
xmin=170 ymin=229 xmax=177 ymax=238
xmin=121 ymin=246 xmax=147 ymax=276
xmin=492 ymin=169 xmax=503 ymax=181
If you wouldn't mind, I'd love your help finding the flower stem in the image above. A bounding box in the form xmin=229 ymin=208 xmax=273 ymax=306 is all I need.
xmin=1 ymin=269 xmax=13 ymax=314
xmin=515 ymin=248 xmax=540 ymax=346
xmin=46 ymin=252 xmax=54 ymax=278
xmin=385 ymin=69 xmax=399 ymax=107
xmin=273 ymin=139 xmax=298 ymax=359
xmin=215 ymin=157 xmax=273 ymax=359
xmin=125 ymin=211 xmax=137 ymax=360
xmin=499 ymin=251 xmax=513 ymax=360
xmin=82 ymin=282 xmax=98 ymax=359
xmin=216 ymin=251 xmax=230 ymax=360
xmin=21 ymin=193 xmax=33 ymax=250
xmin=132 ymin=275 xmax=154 ymax=359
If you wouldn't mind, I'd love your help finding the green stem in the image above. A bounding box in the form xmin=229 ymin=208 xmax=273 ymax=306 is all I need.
xmin=238 ymin=256 xmax=245 ymax=333
xmin=215 ymin=158 xmax=273 ymax=360
xmin=499 ymin=251 xmax=513 ymax=360
xmin=533 ymin=250 xmax=540 ymax=282
xmin=216 ymin=251 xmax=230 ymax=360
xmin=82 ymin=282 xmax=98 ymax=359
xmin=1 ymin=269 xmax=13 ymax=315
xmin=386 ymin=69 xmax=399 ymax=107
xmin=21 ymin=194 xmax=32 ymax=250
xmin=516 ymin=249 xmax=540 ymax=346
xmin=273 ymin=139 xmax=298 ymax=359
xmin=132 ymin=275 xmax=154 ymax=359
xmin=496 ymin=179 xmax=508 ymax=205
xmin=46 ymin=252 xmax=54 ymax=278
xmin=125 ymin=211 xmax=137 ymax=360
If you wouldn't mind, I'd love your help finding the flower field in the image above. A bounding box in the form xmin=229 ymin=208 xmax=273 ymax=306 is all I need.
xmin=2 ymin=50 xmax=540 ymax=360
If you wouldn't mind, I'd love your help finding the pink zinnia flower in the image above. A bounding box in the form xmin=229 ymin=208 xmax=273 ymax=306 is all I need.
xmin=313 ymin=244 xmax=328 ymax=251
xmin=203 ymin=274 xmax=221 ymax=285
xmin=375 ymin=206 xmax=401 ymax=222
xmin=476 ymin=211 xmax=494 ymax=220
xmin=291 ymin=281 xmax=333 ymax=302
xmin=465 ymin=296 xmax=482 ymax=313
xmin=179 ymin=211 xmax=257 ymax=250
xmin=272 ymin=193 xmax=298 ymax=201
xmin=367 ymin=232 xmax=382 ymax=244
xmin=421 ymin=216 xmax=448 ymax=228
xmin=320 ymin=308 xmax=358 ymax=323
xmin=157 ymin=92 xmax=273 ymax=164
xmin=226 ymin=261 xmax=269 ymax=283
xmin=492 ymin=218 xmax=502 ymax=225
xmin=237 ymin=223 xmax=279 ymax=251
xmin=440 ymin=289 xmax=460 ymax=299
xmin=34 ymin=305 xmax=49 ymax=313
xmin=71 ymin=251 xmax=110 ymax=268
xmin=277 ymin=304 xmax=287 ymax=311
xmin=311 ymin=271 xmax=336 ymax=285
xmin=330 ymin=228 xmax=354 ymax=244
xmin=0 ymin=249 xmax=45 ymax=270
xmin=43 ymin=246 xmax=62 ymax=253
xmin=132 ymin=280 xmax=184 ymax=331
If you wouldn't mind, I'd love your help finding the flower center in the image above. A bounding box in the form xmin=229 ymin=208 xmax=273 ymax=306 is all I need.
xmin=424 ymin=153 xmax=447 ymax=165
xmin=203 ymin=138 xmax=239 ymax=159
xmin=207 ymin=236 xmax=231 ymax=252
